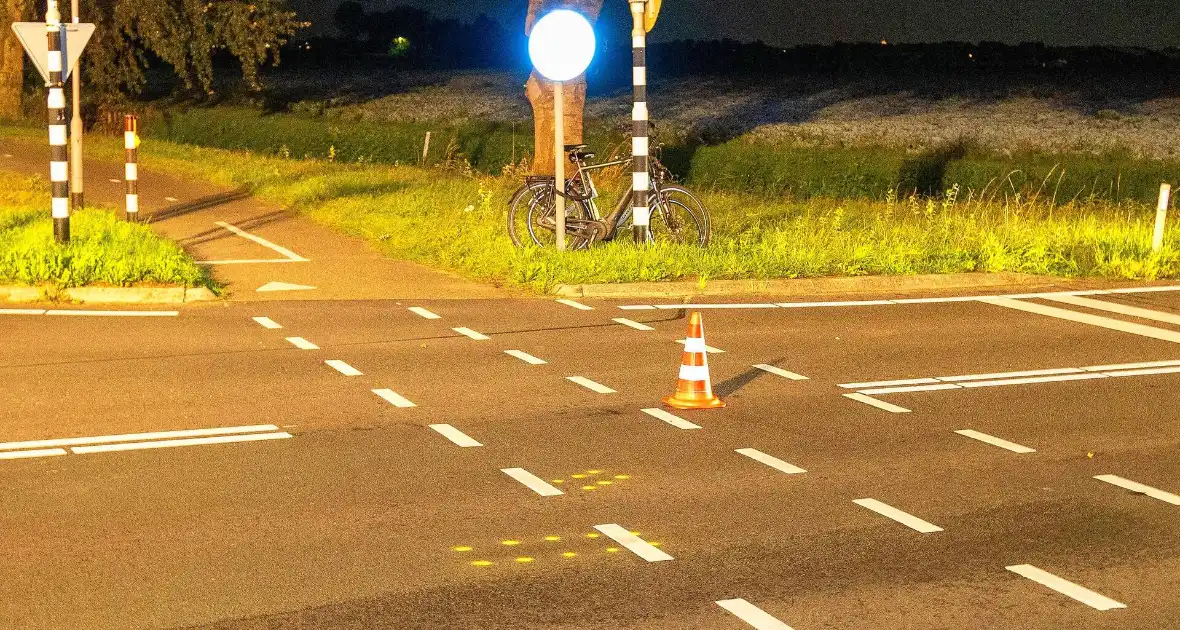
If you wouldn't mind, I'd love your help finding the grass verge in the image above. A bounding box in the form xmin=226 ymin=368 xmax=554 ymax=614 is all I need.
xmin=10 ymin=124 xmax=1180 ymax=291
xmin=0 ymin=171 xmax=212 ymax=288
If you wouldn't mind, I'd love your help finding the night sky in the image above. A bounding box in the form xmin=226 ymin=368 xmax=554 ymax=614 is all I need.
xmin=293 ymin=0 xmax=1180 ymax=48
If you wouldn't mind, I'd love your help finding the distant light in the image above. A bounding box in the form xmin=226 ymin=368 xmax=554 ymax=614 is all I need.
xmin=881 ymin=39 xmax=888 ymax=46
xmin=968 ymin=53 xmax=974 ymax=59
xmin=529 ymin=10 xmax=596 ymax=82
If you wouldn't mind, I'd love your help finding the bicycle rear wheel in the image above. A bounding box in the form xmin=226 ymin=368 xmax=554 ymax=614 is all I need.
xmin=507 ymin=179 xmax=593 ymax=249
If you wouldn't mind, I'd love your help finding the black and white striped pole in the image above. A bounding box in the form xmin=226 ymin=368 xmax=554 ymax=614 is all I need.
xmin=46 ymin=0 xmax=70 ymax=243
xmin=124 ymin=114 xmax=139 ymax=221
xmin=629 ymin=0 xmax=650 ymax=244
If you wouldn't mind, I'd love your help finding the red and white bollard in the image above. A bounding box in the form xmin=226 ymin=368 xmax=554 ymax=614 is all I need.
xmin=124 ymin=114 xmax=139 ymax=222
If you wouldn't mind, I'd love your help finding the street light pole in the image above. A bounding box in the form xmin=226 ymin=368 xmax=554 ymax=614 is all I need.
xmin=553 ymin=79 xmax=566 ymax=251
xmin=629 ymin=0 xmax=650 ymax=244
xmin=69 ymin=0 xmax=83 ymax=209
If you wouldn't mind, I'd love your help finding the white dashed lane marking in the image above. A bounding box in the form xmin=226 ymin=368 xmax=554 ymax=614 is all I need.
xmin=373 ymin=389 xmax=416 ymax=408
xmin=253 ymin=316 xmax=282 ymax=329
xmin=164 ymin=196 xmax=179 ymax=202
xmin=954 ymin=430 xmax=1036 ymax=454
xmin=428 ymin=424 xmax=482 ymax=447
xmin=285 ymin=337 xmax=318 ymax=350
xmin=325 ymin=360 xmax=362 ymax=376
xmin=505 ymin=350 xmax=548 ymax=365
xmin=641 ymin=408 xmax=701 ymax=430
xmin=843 ymin=393 xmax=911 ymax=413
xmin=853 ymin=498 xmax=943 ymax=533
xmin=567 ymin=376 xmax=616 ymax=394
xmin=613 ymin=318 xmax=654 ymax=331
xmin=736 ymin=448 xmax=806 ymax=474
xmin=1006 ymin=564 xmax=1127 ymax=611
xmin=501 ymin=468 xmax=564 ymax=496
xmin=452 ymin=327 xmax=490 ymax=341
xmin=556 ymin=299 xmax=594 ymax=311
xmin=408 ymin=307 xmax=441 ymax=320
xmin=715 ymin=599 xmax=795 ymax=630
xmin=1094 ymin=474 xmax=1180 ymax=505
xmin=753 ymin=364 xmax=809 ymax=380
xmin=593 ymin=524 xmax=673 ymax=562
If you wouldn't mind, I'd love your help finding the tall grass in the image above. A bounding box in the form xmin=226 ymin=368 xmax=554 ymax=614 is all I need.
xmin=56 ymin=130 xmax=1180 ymax=291
xmin=0 ymin=173 xmax=212 ymax=288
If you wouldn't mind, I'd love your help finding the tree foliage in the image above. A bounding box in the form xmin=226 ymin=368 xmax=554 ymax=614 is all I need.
xmin=80 ymin=0 xmax=305 ymax=110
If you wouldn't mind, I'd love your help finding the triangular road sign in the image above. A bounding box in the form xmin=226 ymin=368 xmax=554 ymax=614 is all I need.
xmin=256 ymin=282 xmax=318 ymax=293
xmin=12 ymin=23 xmax=95 ymax=83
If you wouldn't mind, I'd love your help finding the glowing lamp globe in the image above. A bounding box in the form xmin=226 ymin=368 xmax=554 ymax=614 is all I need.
xmin=528 ymin=10 xmax=596 ymax=82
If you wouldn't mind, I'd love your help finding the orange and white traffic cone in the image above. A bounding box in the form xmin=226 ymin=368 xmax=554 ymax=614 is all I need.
xmin=663 ymin=312 xmax=725 ymax=410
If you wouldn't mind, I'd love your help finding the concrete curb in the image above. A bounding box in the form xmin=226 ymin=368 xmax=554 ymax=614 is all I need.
xmin=553 ymin=273 xmax=1088 ymax=299
xmin=0 ymin=286 xmax=217 ymax=304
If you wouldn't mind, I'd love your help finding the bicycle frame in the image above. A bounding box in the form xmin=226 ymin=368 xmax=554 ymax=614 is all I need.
xmin=568 ymin=155 xmax=665 ymax=240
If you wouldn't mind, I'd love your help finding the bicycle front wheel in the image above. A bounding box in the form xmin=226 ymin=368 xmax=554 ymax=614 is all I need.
xmin=649 ymin=185 xmax=711 ymax=247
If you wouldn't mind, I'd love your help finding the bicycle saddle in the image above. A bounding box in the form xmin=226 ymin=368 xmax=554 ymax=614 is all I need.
xmin=565 ymin=144 xmax=596 ymax=162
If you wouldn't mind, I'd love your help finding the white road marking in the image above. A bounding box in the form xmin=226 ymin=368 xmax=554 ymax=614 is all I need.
xmin=843 ymin=393 xmax=911 ymax=413
xmin=1083 ymin=359 xmax=1180 ymax=372
xmin=938 ymin=367 xmax=1086 ymax=382
xmin=955 ymin=430 xmax=1036 ymax=453
xmin=44 ymin=310 xmax=179 ymax=317
xmin=428 ymin=424 xmax=482 ymax=447
xmin=653 ymin=303 xmax=778 ymax=310
xmin=839 ymin=378 xmax=941 ymax=389
xmin=408 ymin=307 xmax=441 ymax=320
xmin=107 ymin=178 xmax=120 ymax=183
xmin=593 ymin=524 xmax=673 ymax=562
xmin=567 ymin=376 xmax=616 ymax=394
xmin=164 ymin=196 xmax=179 ymax=202
xmin=71 ymin=432 xmax=292 ymax=454
xmin=1104 ymin=365 xmax=1180 ymax=378
xmin=715 ymin=599 xmax=795 ymax=630
xmin=1094 ymin=474 xmax=1180 ymax=505
xmin=1044 ymin=294 xmax=1180 ymax=326
xmin=641 ymin=408 xmax=701 ymax=429
xmin=256 ymin=281 xmax=317 ymax=292
xmin=325 ymin=360 xmax=362 ymax=376
xmin=859 ymin=383 xmax=961 ymax=395
xmin=752 ymin=364 xmax=809 ymax=380
xmin=777 ymin=300 xmax=894 ymax=308
xmin=613 ymin=317 xmax=655 ymax=331
xmin=501 ymin=468 xmax=565 ymax=496
xmin=676 ymin=339 xmax=724 ymax=353
xmin=285 ymin=336 xmax=318 ymax=350
xmin=452 ymin=327 xmax=490 ymax=340
xmin=214 ymin=221 xmax=309 ymax=262
xmin=853 ymin=498 xmax=943 ymax=533
xmin=0 ymin=448 xmax=67 ymax=460
xmin=1006 ymin=564 xmax=1127 ymax=611
xmin=0 ymin=309 xmax=46 ymax=315
xmin=556 ymin=299 xmax=594 ymax=311
xmin=372 ymin=389 xmax=416 ymax=408
xmin=957 ymin=373 xmax=1107 ymax=389
xmin=201 ymin=259 xmax=307 ymax=266
xmin=253 ymin=316 xmax=282 ymax=329
xmin=505 ymin=350 xmax=547 ymax=365
xmin=736 ymin=448 xmax=806 ymax=474
xmin=982 ymin=297 xmax=1180 ymax=344
xmin=618 ymin=305 xmax=657 ymax=310
xmin=0 ymin=425 xmax=282 ymax=451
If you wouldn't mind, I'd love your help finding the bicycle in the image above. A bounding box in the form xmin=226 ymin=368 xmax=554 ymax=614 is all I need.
xmin=507 ymin=143 xmax=711 ymax=249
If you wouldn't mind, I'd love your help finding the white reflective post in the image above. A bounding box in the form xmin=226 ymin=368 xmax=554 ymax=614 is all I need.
xmin=1154 ymin=183 xmax=1171 ymax=253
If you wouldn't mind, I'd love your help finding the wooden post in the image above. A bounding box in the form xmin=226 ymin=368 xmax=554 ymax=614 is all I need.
xmin=1153 ymin=183 xmax=1171 ymax=253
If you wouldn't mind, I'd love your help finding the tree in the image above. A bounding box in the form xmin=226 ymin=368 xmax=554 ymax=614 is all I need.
xmin=74 ymin=0 xmax=305 ymax=113
xmin=0 ymin=0 xmax=27 ymax=120
xmin=525 ymin=0 xmax=605 ymax=175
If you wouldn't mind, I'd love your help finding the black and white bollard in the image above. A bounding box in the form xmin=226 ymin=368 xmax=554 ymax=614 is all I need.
xmin=124 ymin=114 xmax=139 ymax=222
xmin=46 ymin=1 xmax=70 ymax=243
xmin=629 ymin=0 xmax=650 ymax=244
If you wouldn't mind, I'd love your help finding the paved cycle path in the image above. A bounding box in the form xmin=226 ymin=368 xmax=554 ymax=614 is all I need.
xmin=0 ymin=137 xmax=508 ymax=301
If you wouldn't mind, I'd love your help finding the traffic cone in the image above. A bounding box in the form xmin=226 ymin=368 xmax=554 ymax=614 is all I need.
xmin=663 ymin=312 xmax=725 ymax=410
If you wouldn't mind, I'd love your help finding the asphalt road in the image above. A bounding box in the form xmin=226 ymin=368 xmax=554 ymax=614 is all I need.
xmin=4 ymin=285 xmax=1180 ymax=629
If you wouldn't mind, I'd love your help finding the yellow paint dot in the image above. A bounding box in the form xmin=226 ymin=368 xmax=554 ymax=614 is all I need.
xmin=614 ymin=474 xmax=630 ymax=480
xmin=544 ymin=536 xmax=561 ymax=542
xmin=571 ymin=474 xmax=586 ymax=479
xmin=471 ymin=560 xmax=493 ymax=566
xmin=587 ymin=469 xmax=603 ymax=474
xmin=452 ymin=546 xmax=473 ymax=552
xmin=597 ymin=480 xmax=612 ymax=485
xmin=582 ymin=485 xmax=597 ymax=491
xmin=605 ymin=547 xmax=619 ymax=553
xmin=515 ymin=556 xmax=534 ymax=563
xmin=585 ymin=533 xmax=601 ymax=539
xmin=551 ymin=479 xmax=564 ymax=484
xmin=649 ymin=542 xmax=662 ymax=547
xmin=502 ymin=540 xmax=521 ymax=546
xmin=562 ymin=551 xmax=577 ymax=558
xmin=630 ymin=531 xmax=640 ymax=536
